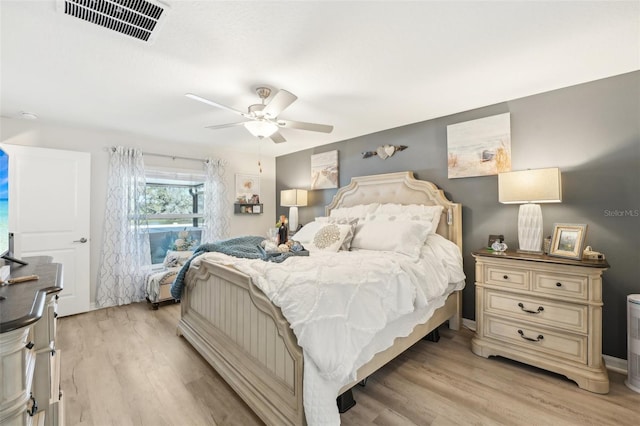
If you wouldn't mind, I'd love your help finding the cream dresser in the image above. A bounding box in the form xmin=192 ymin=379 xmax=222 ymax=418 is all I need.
xmin=471 ymin=249 xmax=610 ymax=393
xmin=0 ymin=258 xmax=64 ymax=425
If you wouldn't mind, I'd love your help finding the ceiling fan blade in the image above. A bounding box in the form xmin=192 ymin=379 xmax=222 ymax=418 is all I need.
xmin=277 ymin=119 xmax=333 ymax=133
xmin=263 ymin=89 xmax=297 ymax=118
xmin=270 ymin=131 xmax=287 ymax=144
xmin=205 ymin=122 xmax=246 ymax=130
xmin=185 ymin=93 xmax=248 ymax=117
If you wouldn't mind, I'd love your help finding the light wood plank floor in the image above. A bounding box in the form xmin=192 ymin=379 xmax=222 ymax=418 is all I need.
xmin=58 ymin=302 xmax=639 ymax=426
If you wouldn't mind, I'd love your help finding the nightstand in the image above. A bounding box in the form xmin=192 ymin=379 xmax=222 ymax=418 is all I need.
xmin=471 ymin=248 xmax=610 ymax=393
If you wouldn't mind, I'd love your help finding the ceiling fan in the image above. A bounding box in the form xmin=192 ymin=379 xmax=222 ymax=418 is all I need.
xmin=185 ymin=87 xmax=334 ymax=143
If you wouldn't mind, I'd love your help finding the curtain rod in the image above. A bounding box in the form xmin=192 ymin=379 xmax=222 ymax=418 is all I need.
xmin=107 ymin=147 xmax=217 ymax=164
xmin=141 ymin=151 xmax=208 ymax=163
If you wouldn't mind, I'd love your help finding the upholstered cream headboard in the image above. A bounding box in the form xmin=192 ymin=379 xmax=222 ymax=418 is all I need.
xmin=325 ymin=171 xmax=462 ymax=251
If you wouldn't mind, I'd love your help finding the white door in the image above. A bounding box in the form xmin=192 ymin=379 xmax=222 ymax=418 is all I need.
xmin=3 ymin=144 xmax=91 ymax=317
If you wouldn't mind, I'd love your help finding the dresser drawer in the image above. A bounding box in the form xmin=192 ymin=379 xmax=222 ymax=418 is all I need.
xmin=483 ymin=316 xmax=587 ymax=364
xmin=485 ymin=265 xmax=529 ymax=290
xmin=484 ymin=290 xmax=588 ymax=334
xmin=533 ymin=271 xmax=588 ymax=301
xmin=0 ymin=327 xmax=34 ymax=410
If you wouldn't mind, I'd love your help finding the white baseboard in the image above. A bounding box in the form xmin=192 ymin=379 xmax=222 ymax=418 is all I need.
xmin=603 ymin=355 xmax=628 ymax=375
xmin=460 ymin=318 xmax=627 ymax=375
xmin=462 ymin=318 xmax=476 ymax=331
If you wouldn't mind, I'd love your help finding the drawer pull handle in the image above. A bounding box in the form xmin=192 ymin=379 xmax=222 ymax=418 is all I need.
xmin=503 ymin=275 xmax=509 ymax=280
xmin=556 ymin=282 xmax=562 ymax=287
xmin=25 ymin=341 xmax=35 ymax=350
xmin=518 ymin=303 xmax=544 ymax=314
xmin=518 ymin=329 xmax=544 ymax=342
xmin=27 ymin=393 xmax=38 ymax=416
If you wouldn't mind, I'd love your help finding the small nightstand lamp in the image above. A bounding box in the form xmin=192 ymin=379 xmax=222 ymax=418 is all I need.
xmin=281 ymin=189 xmax=308 ymax=231
xmin=498 ymin=167 xmax=562 ymax=253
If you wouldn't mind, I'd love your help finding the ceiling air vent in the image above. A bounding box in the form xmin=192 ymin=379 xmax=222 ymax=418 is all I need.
xmin=57 ymin=0 xmax=168 ymax=43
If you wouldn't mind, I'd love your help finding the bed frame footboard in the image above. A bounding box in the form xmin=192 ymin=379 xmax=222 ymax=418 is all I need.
xmin=177 ymin=260 xmax=305 ymax=426
xmin=177 ymin=260 xmax=462 ymax=425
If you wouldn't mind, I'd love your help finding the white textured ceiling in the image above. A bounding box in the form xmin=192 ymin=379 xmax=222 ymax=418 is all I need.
xmin=1 ymin=1 xmax=638 ymax=157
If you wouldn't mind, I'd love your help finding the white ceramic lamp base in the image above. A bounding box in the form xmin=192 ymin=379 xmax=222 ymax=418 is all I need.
xmin=518 ymin=203 xmax=543 ymax=253
xmin=288 ymin=206 xmax=299 ymax=231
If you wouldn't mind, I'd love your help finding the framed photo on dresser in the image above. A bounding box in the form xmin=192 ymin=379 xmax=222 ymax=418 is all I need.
xmin=549 ymin=223 xmax=587 ymax=260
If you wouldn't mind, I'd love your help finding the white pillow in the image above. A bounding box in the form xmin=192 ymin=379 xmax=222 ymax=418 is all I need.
xmin=329 ymin=203 xmax=379 ymax=220
xmin=371 ymin=204 xmax=443 ymax=234
xmin=303 ymin=217 xmax=358 ymax=251
xmin=307 ymin=223 xmax=354 ymax=253
xmin=350 ymin=221 xmax=432 ymax=258
xmin=293 ymin=221 xmax=327 ymax=244
xmin=163 ymin=250 xmax=194 ymax=268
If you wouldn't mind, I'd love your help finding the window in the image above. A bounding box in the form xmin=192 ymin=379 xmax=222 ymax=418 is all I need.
xmin=145 ymin=170 xmax=205 ymax=265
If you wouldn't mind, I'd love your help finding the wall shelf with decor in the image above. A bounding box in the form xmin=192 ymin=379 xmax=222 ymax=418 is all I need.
xmin=234 ymin=203 xmax=263 ymax=215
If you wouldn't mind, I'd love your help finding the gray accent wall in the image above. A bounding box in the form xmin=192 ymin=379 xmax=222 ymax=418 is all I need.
xmin=276 ymin=71 xmax=640 ymax=360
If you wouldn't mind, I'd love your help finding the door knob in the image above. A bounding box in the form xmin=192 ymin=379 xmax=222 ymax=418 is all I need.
xmin=73 ymin=238 xmax=88 ymax=243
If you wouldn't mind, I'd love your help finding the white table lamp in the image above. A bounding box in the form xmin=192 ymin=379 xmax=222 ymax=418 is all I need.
xmin=280 ymin=189 xmax=308 ymax=231
xmin=498 ymin=168 xmax=562 ymax=253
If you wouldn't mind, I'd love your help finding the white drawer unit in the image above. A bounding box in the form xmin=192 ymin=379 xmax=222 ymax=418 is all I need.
xmin=0 ymin=259 xmax=63 ymax=426
xmin=471 ymin=249 xmax=610 ymax=394
xmin=0 ymin=327 xmax=35 ymax=425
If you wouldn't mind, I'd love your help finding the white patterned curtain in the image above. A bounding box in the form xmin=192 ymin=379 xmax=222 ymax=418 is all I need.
xmin=96 ymin=146 xmax=151 ymax=307
xmin=202 ymin=158 xmax=230 ymax=243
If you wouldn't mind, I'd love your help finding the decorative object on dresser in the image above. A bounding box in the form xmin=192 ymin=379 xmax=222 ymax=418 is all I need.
xmin=280 ymin=189 xmax=308 ymax=231
xmin=0 ymin=257 xmax=64 ymax=425
xmin=498 ymin=167 xmax=563 ymax=253
xmin=548 ymin=223 xmax=588 ymax=260
xmin=471 ymin=248 xmax=610 ymax=393
xmin=491 ymin=241 xmax=508 ymax=253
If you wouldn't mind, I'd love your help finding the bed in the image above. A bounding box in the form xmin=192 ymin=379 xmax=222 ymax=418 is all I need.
xmin=175 ymin=171 xmax=463 ymax=425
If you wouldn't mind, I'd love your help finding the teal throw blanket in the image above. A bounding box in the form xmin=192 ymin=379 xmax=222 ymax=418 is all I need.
xmin=170 ymin=236 xmax=302 ymax=299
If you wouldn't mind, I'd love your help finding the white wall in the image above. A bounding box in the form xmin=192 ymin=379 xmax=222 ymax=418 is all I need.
xmin=0 ymin=117 xmax=276 ymax=306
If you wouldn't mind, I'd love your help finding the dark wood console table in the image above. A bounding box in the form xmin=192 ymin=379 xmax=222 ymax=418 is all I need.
xmin=0 ymin=256 xmax=63 ymax=333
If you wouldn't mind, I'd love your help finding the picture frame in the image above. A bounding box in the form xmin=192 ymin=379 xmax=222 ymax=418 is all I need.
xmin=488 ymin=234 xmax=504 ymax=248
xmin=310 ymin=150 xmax=339 ymax=189
xmin=549 ymin=223 xmax=588 ymax=260
xmin=446 ymin=112 xmax=512 ymax=179
xmin=235 ymin=173 xmax=260 ymax=203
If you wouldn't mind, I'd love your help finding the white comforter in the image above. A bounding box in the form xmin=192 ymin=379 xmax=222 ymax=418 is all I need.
xmin=195 ymin=234 xmax=465 ymax=425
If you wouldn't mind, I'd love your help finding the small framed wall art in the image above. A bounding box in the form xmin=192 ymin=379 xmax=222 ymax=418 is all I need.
xmin=310 ymin=150 xmax=338 ymax=189
xmin=235 ymin=173 xmax=260 ymax=204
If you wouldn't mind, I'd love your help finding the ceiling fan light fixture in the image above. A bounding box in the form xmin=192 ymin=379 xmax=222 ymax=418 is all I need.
xmin=188 ymin=86 xmax=332 ymax=143
xmin=244 ymin=120 xmax=278 ymax=138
